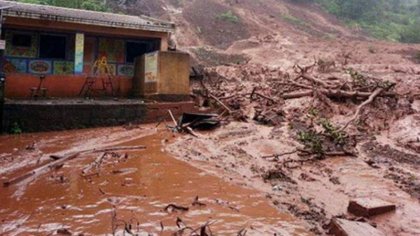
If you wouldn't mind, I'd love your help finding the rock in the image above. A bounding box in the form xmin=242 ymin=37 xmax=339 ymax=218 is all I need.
xmin=348 ymin=198 xmax=396 ymax=217
xmin=56 ymin=228 xmax=72 ymax=235
xmin=329 ymin=218 xmax=385 ymax=236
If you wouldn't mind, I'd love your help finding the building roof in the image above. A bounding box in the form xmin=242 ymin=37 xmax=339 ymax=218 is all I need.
xmin=0 ymin=0 xmax=175 ymax=33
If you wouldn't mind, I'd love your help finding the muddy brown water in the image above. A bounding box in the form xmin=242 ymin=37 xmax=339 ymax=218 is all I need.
xmin=0 ymin=126 xmax=311 ymax=235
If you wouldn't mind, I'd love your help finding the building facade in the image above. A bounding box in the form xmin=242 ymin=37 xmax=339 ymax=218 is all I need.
xmin=0 ymin=0 xmax=175 ymax=98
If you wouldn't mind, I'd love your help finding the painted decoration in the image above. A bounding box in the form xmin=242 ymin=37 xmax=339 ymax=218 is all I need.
xmin=9 ymin=58 xmax=28 ymax=73
xmin=107 ymin=64 xmax=117 ymax=76
xmin=29 ymin=60 xmax=52 ymax=74
xmin=5 ymin=31 xmax=38 ymax=58
xmin=98 ymin=38 xmax=125 ymax=63
xmin=144 ymin=52 xmax=158 ymax=83
xmin=74 ymin=33 xmax=84 ymax=73
xmin=54 ymin=61 xmax=74 ymax=75
xmin=117 ymin=65 xmax=134 ymax=77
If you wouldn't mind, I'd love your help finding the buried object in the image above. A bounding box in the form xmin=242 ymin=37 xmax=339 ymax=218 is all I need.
xmin=347 ymin=198 xmax=396 ymax=217
xmin=178 ymin=112 xmax=220 ymax=130
xmin=329 ymin=218 xmax=385 ymax=236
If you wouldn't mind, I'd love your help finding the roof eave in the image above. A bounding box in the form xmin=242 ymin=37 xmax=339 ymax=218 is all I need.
xmin=3 ymin=10 xmax=175 ymax=33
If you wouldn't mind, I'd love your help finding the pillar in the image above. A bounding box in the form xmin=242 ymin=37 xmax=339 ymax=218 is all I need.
xmin=74 ymin=32 xmax=84 ymax=74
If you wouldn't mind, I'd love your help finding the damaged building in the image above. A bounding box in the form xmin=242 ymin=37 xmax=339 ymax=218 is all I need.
xmin=0 ymin=0 xmax=192 ymax=132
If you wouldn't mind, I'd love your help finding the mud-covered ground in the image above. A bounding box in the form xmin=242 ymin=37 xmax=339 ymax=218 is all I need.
xmin=167 ymin=119 xmax=420 ymax=235
xmin=0 ymin=126 xmax=313 ymax=235
xmin=167 ymin=42 xmax=420 ymax=235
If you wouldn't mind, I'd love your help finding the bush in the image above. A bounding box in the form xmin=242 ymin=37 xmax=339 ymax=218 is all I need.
xmin=400 ymin=22 xmax=420 ymax=43
xmin=217 ymin=10 xmax=240 ymax=23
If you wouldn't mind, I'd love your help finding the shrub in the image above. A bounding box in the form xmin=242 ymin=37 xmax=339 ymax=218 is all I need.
xmin=217 ymin=10 xmax=239 ymax=23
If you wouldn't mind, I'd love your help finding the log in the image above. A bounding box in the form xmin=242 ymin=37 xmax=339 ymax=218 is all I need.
xmin=3 ymin=152 xmax=80 ymax=187
xmin=91 ymin=145 xmax=146 ymax=153
xmin=251 ymin=91 xmax=276 ymax=104
xmin=301 ymin=74 xmax=334 ymax=88
xmin=281 ymin=88 xmax=394 ymax=100
xmin=4 ymin=145 xmax=146 ymax=187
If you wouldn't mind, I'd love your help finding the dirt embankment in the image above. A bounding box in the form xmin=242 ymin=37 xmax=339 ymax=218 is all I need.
xmin=167 ymin=37 xmax=420 ymax=235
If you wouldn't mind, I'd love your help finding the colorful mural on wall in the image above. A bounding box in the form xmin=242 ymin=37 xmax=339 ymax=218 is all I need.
xmin=54 ymin=61 xmax=74 ymax=75
xmin=98 ymin=38 xmax=125 ymax=64
xmin=9 ymin=59 xmax=28 ymax=73
xmin=3 ymin=29 xmax=155 ymax=77
xmin=74 ymin=33 xmax=84 ymax=73
xmin=117 ymin=65 xmax=134 ymax=77
xmin=5 ymin=31 xmax=38 ymax=58
xmin=29 ymin=60 xmax=52 ymax=74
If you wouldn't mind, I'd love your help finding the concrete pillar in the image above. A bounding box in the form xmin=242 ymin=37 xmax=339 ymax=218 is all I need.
xmin=74 ymin=32 xmax=84 ymax=74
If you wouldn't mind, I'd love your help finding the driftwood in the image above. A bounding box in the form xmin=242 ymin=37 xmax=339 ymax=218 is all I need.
xmin=3 ymin=145 xmax=147 ymax=187
xmin=3 ymin=152 xmax=80 ymax=187
xmin=210 ymin=94 xmax=233 ymax=114
xmin=250 ymin=87 xmax=276 ymax=104
xmin=91 ymin=145 xmax=146 ymax=153
xmin=281 ymin=89 xmax=394 ymax=100
xmin=163 ymin=204 xmax=190 ymax=212
xmin=338 ymin=88 xmax=384 ymax=131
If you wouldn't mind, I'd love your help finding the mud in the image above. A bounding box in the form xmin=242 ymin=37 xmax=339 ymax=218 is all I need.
xmin=0 ymin=126 xmax=311 ymax=235
xmin=167 ymin=122 xmax=420 ymax=235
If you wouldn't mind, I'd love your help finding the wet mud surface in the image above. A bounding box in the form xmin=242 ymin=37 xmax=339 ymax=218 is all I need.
xmin=168 ymin=122 xmax=420 ymax=235
xmin=0 ymin=126 xmax=311 ymax=235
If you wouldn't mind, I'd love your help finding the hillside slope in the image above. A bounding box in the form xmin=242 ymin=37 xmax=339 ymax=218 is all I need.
xmin=110 ymin=0 xmax=419 ymax=69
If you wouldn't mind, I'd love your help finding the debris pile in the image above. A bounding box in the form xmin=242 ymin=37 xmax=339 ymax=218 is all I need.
xmin=192 ymin=59 xmax=409 ymax=158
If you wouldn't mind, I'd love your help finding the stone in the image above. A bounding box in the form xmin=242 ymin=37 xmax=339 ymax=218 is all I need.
xmin=329 ymin=218 xmax=385 ymax=236
xmin=348 ymin=198 xmax=396 ymax=217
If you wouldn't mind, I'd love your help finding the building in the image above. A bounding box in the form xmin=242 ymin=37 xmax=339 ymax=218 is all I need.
xmin=0 ymin=0 xmax=189 ymax=99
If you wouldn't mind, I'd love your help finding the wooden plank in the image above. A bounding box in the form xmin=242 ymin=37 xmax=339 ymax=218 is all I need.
xmin=329 ymin=218 xmax=385 ymax=236
xmin=348 ymin=198 xmax=396 ymax=217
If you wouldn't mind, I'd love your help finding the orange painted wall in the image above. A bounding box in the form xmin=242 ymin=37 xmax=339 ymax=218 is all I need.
xmin=2 ymin=16 xmax=170 ymax=99
xmin=5 ymin=73 xmax=132 ymax=98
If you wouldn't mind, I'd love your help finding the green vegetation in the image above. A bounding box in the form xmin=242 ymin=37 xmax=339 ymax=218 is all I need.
xmin=293 ymin=0 xmax=420 ymax=43
xmin=16 ymin=0 xmax=109 ymax=12
xmin=414 ymin=51 xmax=420 ymax=62
xmin=10 ymin=122 xmax=22 ymax=134
xmin=281 ymin=14 xmax=309 ymax=27
xmin=319 ymin=119 xmax=346 ymax=145
xmin=216 ymin=10 xmax=240 ymax=23
xmin=298 ymin=130 xmax=324 ymax=156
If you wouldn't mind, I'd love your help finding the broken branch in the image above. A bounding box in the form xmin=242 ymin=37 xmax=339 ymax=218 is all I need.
xmin=338 ymin=88 xmax=384 ymax=132
xmin=210 ymin=94 xmax=233 ymax=114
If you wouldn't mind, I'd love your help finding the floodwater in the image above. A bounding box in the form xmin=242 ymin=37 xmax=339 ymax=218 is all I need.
xmin=0 ymin=126 xmax=311 ymax=235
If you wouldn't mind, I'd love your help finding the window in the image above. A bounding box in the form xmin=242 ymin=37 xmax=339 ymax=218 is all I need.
xmin=126 ymin=41 xmax=150 ymax=63
xmin=12 ymin=33 xmax=32 ymax=48
xmin=39 ymin=35 xmax=67 ymax=59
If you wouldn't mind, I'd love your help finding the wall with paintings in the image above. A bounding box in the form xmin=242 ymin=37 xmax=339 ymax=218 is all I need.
xmin=3 ymin=29 xmax=160 ymax=78
xmin=83 ymin=36 xmax=159 ymax=78
xmin=3 ymin=30 xmax=75 ymax=75
xmin=2 ymin=28 xmax=162 ymax=98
